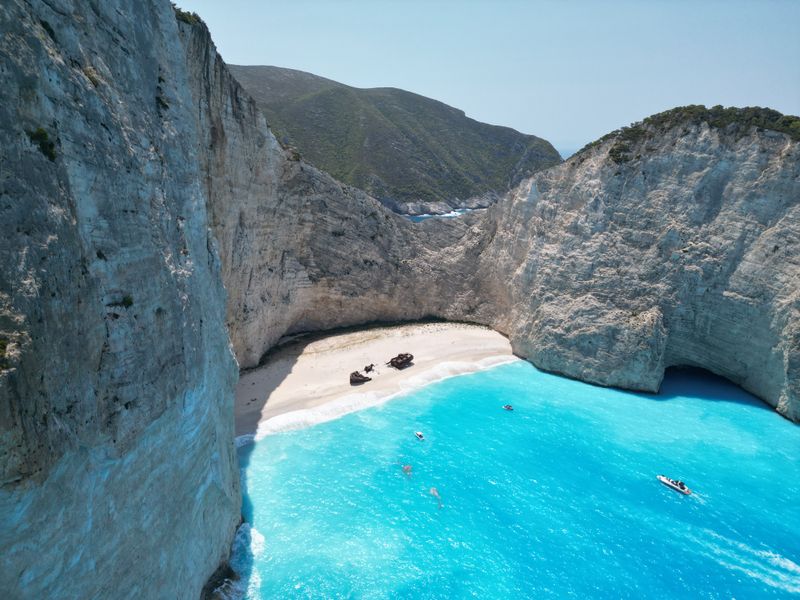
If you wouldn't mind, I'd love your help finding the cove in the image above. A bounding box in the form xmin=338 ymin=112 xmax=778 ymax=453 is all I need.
xmin=232 ymin=362 xmax=800 ymax=598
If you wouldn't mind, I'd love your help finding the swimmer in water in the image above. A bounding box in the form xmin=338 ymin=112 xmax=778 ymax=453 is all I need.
xmin=430 ymin=487 xmax=442 ymax=509
xmin=402 ymin=465 xmax=412 ymax=475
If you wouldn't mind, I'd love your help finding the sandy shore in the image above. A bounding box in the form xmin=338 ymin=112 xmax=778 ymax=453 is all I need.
xmin=235 ymin=322 xmax=519 ymax=440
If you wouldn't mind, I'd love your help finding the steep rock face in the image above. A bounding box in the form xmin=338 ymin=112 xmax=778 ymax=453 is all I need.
xmin=0 ymin=1 xmax=239 ymax=597
xmin=205 ymin=63 xmax=800 ymax=423
xmin=487 ymin=118 xmax=800 ymax=420
xmin=2 ymin=4 xmax=797 ymax=598
xmin=178 ymin=22 xmax=499 ymax=371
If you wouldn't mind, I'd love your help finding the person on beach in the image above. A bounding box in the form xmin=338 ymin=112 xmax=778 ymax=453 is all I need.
xmin=364 ymin=363 xmax=375 ymax=373
xmin=430 ymin=487 xmax=442 ymax=509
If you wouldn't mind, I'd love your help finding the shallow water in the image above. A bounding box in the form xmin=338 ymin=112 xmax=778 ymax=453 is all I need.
xmin=232 ymin=362 xmax=800 ymax=598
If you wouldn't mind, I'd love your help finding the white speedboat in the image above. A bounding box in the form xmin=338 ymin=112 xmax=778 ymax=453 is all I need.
xmin=657 ymin=475 xmax=691 ymax=495
xmin=415 ymin=431 xmax=425 ymax=441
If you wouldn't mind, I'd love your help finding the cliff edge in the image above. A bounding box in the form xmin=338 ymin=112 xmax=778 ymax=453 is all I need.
xmin=491 ymin=108 xmax=800 ymax=421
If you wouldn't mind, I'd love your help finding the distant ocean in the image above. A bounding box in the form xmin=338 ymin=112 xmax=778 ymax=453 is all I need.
xmin=230 ymin=362 xmax=800 ymax=598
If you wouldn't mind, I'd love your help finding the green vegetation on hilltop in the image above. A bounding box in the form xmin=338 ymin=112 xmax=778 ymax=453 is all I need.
xmin=578 ymin=105 xmax=800 ymax=164
xmin=172 ymin=3 xmax=202 ymax=26
xmin=228 ymin=65 xmax=562 ymax=209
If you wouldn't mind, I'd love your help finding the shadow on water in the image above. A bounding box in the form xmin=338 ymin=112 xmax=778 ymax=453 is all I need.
xmin=238 ymin=442 xmax=257 ymax=523
xmin=638 ymin=366 xmax=774 ymax=413
xmin=223 ymin=441 xmax=257 ymax=597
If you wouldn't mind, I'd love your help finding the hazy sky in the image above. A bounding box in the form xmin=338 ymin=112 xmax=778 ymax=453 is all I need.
xmin=178 ymin=0 xmax=800 ymax=154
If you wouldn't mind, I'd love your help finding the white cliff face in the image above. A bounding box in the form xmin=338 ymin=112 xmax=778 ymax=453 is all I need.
xmin=487 ymin=122 xmax=800 ymax=421
xmin=0 ymin=1 xmax=239 ymax=597
xmin=1 ymin=1 xmax=798 ymax=597
xmin=177 ymin=21 xmax=502 ymax=371
xmin=193 ymin=54 xmax=800 ymax=422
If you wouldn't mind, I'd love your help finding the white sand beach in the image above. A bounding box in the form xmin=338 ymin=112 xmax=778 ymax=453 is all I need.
xmin=235 ymin=322 xmax=519 ymax=440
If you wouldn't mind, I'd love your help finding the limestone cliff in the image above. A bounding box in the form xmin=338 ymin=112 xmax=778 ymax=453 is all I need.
xmin=176 ymin=20 xmax=487 ymax=370
xmin=2 ymin=0 xmax=799 ymax=597
xmin=199 ymin=61 xmax=800 ymax=423
xmin=488 ymin=112 xmax=800 ymax=421
xmin=0 ymin=1 xmax=239 ymax=597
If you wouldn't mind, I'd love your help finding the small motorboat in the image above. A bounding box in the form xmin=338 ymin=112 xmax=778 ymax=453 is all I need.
xmin=503 ymin=404 xmax=514 ymax=411
xmin=414 ymin=431 xmax=425 ymax=441
xmin=657 ymin=475 xmax=691 ymax=495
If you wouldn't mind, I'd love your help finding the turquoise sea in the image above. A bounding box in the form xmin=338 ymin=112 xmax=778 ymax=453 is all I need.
xmin=232 ymin=361 xmax=800 ymax=598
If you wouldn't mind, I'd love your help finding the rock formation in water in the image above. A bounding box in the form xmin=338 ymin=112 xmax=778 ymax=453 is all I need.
xmin=0 ymin=1 xmax=239 ymax=597
xmin=226 ymin=64 xmax=562 ymax=215
xmin=1 ymin=0 xmax=799 ymax=597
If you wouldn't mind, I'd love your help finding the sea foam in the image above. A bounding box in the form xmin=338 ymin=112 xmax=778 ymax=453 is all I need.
xmin=249 ymin=354 xmax=520 ymax=440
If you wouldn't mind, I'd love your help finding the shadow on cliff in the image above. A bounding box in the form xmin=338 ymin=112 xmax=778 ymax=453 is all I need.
xmin=642 ymin=366 xmax=774 ymax=413
xmin=236 ymin=340 xmax=304 ymax=437
xmin=239 ymin=318 xmax=461 ymax=435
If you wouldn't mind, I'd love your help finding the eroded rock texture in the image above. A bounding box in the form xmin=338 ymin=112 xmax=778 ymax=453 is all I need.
xmin=490 ymin=122 xmax=800 ymax=421
xmin=0 ymin=1 xmax=239 ymax=597
xmin=1 ymin=0 xmax=798 ymax=597
xmin=194 ymin=43 xmax=800 ymax=423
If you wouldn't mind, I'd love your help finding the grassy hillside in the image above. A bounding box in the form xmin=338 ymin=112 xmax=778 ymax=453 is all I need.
xmin=228 ymin=65 xmax=562 ymax=210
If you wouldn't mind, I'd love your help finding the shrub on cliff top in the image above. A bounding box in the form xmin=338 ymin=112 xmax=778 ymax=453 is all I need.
xmin=577 ymin=105 xmax=800 ymax=163
xmin=642 ymin=105 xmax=800 ymax=140
xmin=172 ymin=3 xmax=202 ymax=26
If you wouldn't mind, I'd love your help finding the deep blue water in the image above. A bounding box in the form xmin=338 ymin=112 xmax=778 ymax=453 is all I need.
xmin=232 ymin=362 xmax=800 ymax=598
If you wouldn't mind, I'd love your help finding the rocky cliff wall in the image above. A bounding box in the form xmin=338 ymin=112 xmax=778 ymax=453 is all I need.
xmin=0 ymin=1 xmax=239 ymax=597
xmin=488 ymin=120 xmax=800 ymax=421
xmin=193 ymin=40 xmax=800 ymax=423
xmin=1 ymin=2 xmax=798 ymax=597
xmin=177 ymin=21 xmax=499 ymax=370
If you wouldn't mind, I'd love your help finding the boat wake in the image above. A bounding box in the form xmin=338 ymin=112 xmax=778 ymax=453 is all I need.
xmin=690 ymin=530 xmax=800 ymax=593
